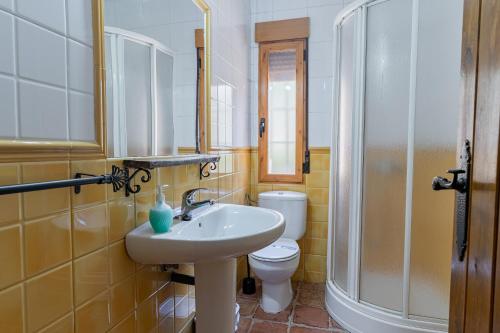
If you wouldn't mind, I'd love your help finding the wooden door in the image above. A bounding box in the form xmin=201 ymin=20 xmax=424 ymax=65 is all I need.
xmin=449 ymin=0 xmax=500 ymax=332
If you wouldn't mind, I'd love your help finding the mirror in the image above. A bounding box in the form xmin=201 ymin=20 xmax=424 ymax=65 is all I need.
xmin=103 ymin=0 xmax=208 ymax=158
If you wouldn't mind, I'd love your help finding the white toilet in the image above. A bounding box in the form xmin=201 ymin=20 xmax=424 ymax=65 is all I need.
xmin=249 ymin=191 xmax=307 ymax=314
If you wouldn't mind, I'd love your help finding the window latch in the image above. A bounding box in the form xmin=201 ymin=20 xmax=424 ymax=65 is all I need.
xmin=259 ymin=118 xmax=266 ymax=138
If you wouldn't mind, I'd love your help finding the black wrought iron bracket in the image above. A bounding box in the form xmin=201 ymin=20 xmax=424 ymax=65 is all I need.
xmin=0 ymin=165 xmax=152 ymax=197
xmin=76 ymin=165 xmax=152 ymax=197
xmin=199 ymin=161 xmax=217 ymax=179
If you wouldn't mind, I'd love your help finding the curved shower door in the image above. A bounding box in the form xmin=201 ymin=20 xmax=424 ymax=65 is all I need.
xmin=328 ymin=0 xmax=463 ymax=331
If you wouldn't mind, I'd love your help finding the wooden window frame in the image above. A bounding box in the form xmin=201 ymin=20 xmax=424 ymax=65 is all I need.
xmin=258 ymin=39 xmax=307 ymax=183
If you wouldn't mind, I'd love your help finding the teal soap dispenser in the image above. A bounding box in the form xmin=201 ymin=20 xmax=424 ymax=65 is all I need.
xmin=149 ymin=185 xmax=173 ymax=233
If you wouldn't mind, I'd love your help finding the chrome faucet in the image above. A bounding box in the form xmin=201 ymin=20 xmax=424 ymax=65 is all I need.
xmin=180 ymin=188 xmax=214 ymax=221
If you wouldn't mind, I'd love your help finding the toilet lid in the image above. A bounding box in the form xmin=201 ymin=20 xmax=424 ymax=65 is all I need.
xmin=250 ymin=239 xmax=300 ymax=262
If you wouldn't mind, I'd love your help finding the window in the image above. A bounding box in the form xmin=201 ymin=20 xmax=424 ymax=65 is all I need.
xmin=256 ymin=18 xmax=309 ymax=183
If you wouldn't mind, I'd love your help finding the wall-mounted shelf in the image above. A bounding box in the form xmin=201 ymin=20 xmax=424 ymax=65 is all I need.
xmin=122 ymin=154 xmax=219 ymax=169
xmin=123 ymin=154 xmax=220 ymax=180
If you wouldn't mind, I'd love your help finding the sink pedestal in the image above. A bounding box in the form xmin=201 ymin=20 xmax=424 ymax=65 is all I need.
xmin=194 ymin=258 xmax=237 ymax=333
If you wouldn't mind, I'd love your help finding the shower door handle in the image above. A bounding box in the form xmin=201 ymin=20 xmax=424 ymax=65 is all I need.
xmin=432 ymin=169 xmax=466 ymax=192
xmin=431 ymin=140 xmax=471 ymax=262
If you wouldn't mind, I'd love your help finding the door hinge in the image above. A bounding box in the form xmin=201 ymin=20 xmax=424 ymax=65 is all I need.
xmin=303 ymin=49 xmax=307 ymax=62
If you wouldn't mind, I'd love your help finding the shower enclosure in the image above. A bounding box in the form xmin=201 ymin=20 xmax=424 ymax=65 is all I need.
xmin=326 ymin=0 xmax=463 ymax=332
xmin=105 ymin=27 xmax=175 ymax=157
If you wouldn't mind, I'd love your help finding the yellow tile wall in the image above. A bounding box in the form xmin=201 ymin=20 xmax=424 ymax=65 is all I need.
xmin=248 ymin=147 xmax=331 ymax=283
xmin=0 ymin=149 xmax=251 ymax=333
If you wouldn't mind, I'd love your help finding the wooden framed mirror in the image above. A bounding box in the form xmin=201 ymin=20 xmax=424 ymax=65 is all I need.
xmin=0 ymin=0 xmax=106 ymax=161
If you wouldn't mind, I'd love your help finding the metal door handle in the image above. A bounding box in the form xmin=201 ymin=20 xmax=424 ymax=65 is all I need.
xmin=432 ymin=140 xmax=471 ymax=261
xmin=432 ymin=169 xmax=467 ymax=193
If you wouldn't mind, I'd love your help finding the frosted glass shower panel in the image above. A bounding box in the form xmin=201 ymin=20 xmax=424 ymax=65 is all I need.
xmin=333 ymin=13 xmax=356 ymax=293
xmin=359 ymin=0 xmax=412 ymax=312
xmin=329 ymin=0 xmax=463 ymax=329
xmin=124 ymin=39 xmax=152 ymax=157
xmin=408 ymin=0 xmax=463 ymax=320
xmin=156 ymin=50 xmax=175 ymax=156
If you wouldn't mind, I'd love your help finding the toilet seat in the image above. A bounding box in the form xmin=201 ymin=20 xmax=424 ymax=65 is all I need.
xmin=250 ymin=238 xmax=299 ymax=262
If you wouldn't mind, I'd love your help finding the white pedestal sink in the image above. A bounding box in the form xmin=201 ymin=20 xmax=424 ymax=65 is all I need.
xmin=126 ymin=204 xmax=285 ymax=333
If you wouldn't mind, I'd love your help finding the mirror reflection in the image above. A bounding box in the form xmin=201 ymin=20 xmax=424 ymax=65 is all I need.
xmin=104 ymin=0 xmax=205 ymax=158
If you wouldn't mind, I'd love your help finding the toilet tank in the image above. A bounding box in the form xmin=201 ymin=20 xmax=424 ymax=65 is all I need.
xmin=258 ymin=191 xmax=307 ymax=240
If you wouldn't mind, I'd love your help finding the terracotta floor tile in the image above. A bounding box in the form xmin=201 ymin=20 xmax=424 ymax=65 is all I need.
xmin=237 ymin=282 xmax=347 ymax=332
xmin=249 ymin=320 xmax=288 ymax=333
xmin=237 ymin=317 xmax=252 ymax=333
xmin=297 ymin=288 xmax=325 ymax=309
xmin=254 ymin=304 xmax=292 ymax=323
xmin=293 ymin=305 xmax=330 ymax=328
xmin=238 ymin=298 xmax=259 ymax=317
xmin=290 ymin=326 xmax=328 ymax=333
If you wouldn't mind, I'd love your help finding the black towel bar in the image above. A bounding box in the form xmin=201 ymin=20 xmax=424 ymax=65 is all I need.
xmin=0 ymin=165 xmax=151 ymax=197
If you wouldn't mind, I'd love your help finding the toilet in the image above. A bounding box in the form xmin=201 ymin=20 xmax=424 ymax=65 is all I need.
xmin=249 ymin=191 xmax=307 ymax=314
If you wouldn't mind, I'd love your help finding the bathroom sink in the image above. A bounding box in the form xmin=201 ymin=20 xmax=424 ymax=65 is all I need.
xmin=125 ymin=204 xmax=285 ymax=333
xmin=126 ymin=203 xmax=285 ymax=264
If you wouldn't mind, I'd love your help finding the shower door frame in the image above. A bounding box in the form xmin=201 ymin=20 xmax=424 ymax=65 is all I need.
xmin=327 ymin=0 xmax=458 ymax=331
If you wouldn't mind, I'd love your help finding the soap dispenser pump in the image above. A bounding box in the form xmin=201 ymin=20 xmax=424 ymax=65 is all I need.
xmin=149 ymin=185 xmax=173 ymax=233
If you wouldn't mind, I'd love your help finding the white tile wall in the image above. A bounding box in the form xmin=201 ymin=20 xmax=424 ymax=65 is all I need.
xmin=0 ymin=0 xmax=13 ymax=11
xmin=211 ymin=78 xmax=237 ymax=147
xmin=19 ymin=80 xmax=68 ymax=140
xmin=0 ymin=3 xmax=95 ymax=142
xmin=134 ymin=26 xmax=172 ymax=48
xmin=68 ymin=40 xmax=94 ymax=93
xmin=249 ymin=0 xmax=349 ymax=147
xmin=170 ymin=21 xmax=201 ymax=53
xmin=17 ymin=20 xmax=67 ymax=87
xmin=69 ymin=91 xmax=95 ymax=141
xmin=0 ymin=76 xmax=16 ymax=137
xmin=172 ymin=0 xmax=204 ymax=23
xmin=206 ymin=0 xmax=251 ymax=147
xmin=66 ymin=0 xmax=94 ymax=45
xmin=0 ymin=10 xmax=14 ymax=74
xmin=17 ymin=0 xmax=66 ymax=34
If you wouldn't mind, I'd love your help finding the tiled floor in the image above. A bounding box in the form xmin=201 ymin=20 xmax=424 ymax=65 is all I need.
xmin=236 ymin=281 xmax=348 ymax=333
